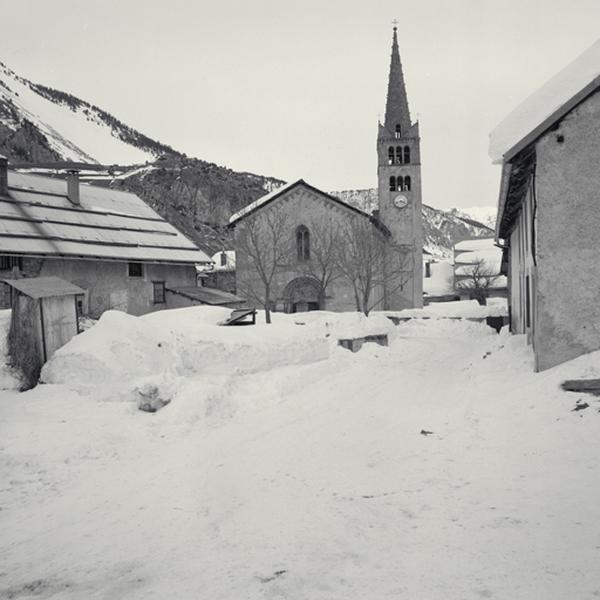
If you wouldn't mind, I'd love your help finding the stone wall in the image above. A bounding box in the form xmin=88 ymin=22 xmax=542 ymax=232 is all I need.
xmin=534 ymin=89 xmax=600 ymax=370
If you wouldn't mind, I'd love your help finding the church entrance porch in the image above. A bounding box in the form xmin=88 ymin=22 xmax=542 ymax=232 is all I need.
xmin=282 ymin=277 xmax=322 ymax=313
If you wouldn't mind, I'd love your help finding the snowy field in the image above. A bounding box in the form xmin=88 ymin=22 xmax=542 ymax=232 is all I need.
xmin=1 ymin=305 xmax=600 ymax=599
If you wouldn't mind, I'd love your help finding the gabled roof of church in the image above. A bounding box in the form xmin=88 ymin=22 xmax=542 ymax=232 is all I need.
xmin=228 ymin=179 xmax=389 ymax=234
xmin=383 ymin=26 xmax=412 ymax=133
xmin=490 ymin=38 xmax=600 ymax=164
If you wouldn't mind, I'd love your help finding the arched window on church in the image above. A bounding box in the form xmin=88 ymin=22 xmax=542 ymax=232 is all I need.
xmin=397 ymin=176 xmax=404 ymax=191
xmin=389 ymin=176 xmax=396 ymax=192
xmin=296 ymin=225 xmax=310 ymax=261
xmin=396 ymin=146 xmax=403 ymax=164
xmin=395 ymin=124 xmax=401 ymax=138
xmin=404 ymin=176 xmax=411 ymax=191
xmin=404 ymin=146 xmax=411 ymax=164
xmin=388 ymin=146 xmax=395 ymax=165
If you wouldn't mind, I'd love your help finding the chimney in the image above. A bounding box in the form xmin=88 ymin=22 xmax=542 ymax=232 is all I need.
xmin=0 ymin=155 xmax=7 ymax=197
xmin=66 ymin=169 xmax=80 ymax=205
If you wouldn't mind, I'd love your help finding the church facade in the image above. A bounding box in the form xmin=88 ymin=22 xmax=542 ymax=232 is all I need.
xmin=230 ymin=27 xmax=423 ymax=313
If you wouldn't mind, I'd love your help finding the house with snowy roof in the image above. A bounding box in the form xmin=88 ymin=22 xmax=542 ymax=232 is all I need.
xmin=0 ymin=156 xmax=215 ymax=317
xmin=490 ymin=39 xmax=600 ymax=370
xmin=453 ymin=238 xmax=506 ymax=303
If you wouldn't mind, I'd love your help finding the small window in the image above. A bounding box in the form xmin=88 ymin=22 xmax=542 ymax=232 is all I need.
xmin=220 ymin=252 xmax=227 ymax=267
xmin=404 ymin=146 xmax=410 ymax=164
xmin=389 ymin=176 xmax=396 ymax=192
xmin=425 ymin=262 xmax=431 ymax=278
xmin=152 ymin=281 xmax=166 ymax=304
xmin=397 ymin=176 xmax=404 ymax=191
xmin=128 ymin=262 xmax=143 ymax=278
xmin=396 ymin=146 xmax=403 ymax=164
xmin=388 ymin=146 xmax=395 ymax=164
xmin=395 ymin=124 xmax=401 ymax=138
xmin=404 ymin=175 xmax=411 ymax=191
xmin=296 ymin=225 xmax=310 ymax=261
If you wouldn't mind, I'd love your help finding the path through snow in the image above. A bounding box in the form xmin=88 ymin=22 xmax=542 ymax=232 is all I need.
xmin=1 ymin=315 xmax=599 ymax=599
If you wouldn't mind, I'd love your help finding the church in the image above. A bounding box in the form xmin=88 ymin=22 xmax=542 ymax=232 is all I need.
xmin=230 ymin=27 xmax=423 ymax=314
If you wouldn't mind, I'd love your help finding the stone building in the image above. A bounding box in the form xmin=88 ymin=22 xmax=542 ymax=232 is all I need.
xmin=490 ymin=39 xmax=600 ymax=370
xmin=0 ymin=157 xmax=212 ymax=317
xmin=230 ymin=27 xmax=423 ymax=313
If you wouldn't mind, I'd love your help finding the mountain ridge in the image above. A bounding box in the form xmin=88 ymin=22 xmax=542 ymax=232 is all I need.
xmin=0 ymin=61 xmax=495 ymax=257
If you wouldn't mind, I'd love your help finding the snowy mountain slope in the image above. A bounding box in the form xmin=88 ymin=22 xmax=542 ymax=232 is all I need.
xmin=0 ymin=61 xmax=179 ymax=164
xmin=333 ymin=188 xmax=495 ymax=258
xmin=451 ymin=206 xmax=497 ymax=230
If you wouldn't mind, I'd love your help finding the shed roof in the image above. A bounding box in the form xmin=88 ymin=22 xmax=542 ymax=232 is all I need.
xmin=166 ymin=285 xmax=245 ymax=306
xmin=0 ymin=171 xmax=211 ymax=265
xmin=5 ymin=276 xmax=85 ymax=299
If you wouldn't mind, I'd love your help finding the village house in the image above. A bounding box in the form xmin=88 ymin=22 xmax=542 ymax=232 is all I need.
xmin=0 ymin=156 xmax=214 ymax=317
xmin=230 ymin=26 xmax=423 ymax=313
xmin=490 ymin=39 xmax=600 ymax=370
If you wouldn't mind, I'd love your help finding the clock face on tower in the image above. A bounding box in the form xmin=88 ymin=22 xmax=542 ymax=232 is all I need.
xmin=393 ymin=194 xmax=408 ymax=209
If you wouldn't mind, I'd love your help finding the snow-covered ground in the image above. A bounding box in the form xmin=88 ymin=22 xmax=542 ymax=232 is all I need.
xmin=1 ymin=305 xmax=600 ymax=599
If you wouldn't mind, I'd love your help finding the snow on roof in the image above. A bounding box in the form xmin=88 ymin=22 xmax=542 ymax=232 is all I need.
xmin=1 ymin=171 xmax=211 ymax=264
xmin=490 ymin=39 xmax=600 ymax=163
xmin=229 ymin=180 xmax=299 ymax=224
xmin=228 ymin=179 xmax=376 ymax=227
xmin=454 ymin=238 xmax=497 ymax=252
xmin=210 ymin=250 xmax=236 ymax=271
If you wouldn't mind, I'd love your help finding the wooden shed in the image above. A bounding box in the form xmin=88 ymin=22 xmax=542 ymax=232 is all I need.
xmin=6 ymin=276 xmax=85 ymax=388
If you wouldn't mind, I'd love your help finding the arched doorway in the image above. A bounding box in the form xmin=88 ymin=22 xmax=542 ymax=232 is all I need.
xmin=282 ymin=277 xmax=322 ymax=313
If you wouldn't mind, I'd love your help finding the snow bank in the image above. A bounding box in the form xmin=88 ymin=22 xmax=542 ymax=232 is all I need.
xmin=40 ymin=307 xmax=334 ymax=399
xmin=396 ymin=298 xmax=507 ymax=319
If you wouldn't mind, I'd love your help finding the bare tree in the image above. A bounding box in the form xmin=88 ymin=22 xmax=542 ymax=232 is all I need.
xmin=455 ymin=257 xmax=500 ymax=305
xmin=296 ymin=218 xmax=343 ymax=305
xmin=335 ymin=217 xmax=412 ymax=316
xmin=234 ymin=210 xmax=290 ymax=324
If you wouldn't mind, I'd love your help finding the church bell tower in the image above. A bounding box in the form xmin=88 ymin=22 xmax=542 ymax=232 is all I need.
xmin=377 ymin=25 xmax=423 ymax=309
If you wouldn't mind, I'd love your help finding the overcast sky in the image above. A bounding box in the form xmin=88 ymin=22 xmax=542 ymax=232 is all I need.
xmin=2 ymin=0 xmax=600 ymax=209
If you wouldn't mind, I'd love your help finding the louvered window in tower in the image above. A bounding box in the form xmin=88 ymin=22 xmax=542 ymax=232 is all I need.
xmin=388 ymin=147 xmax=395 ymax=165
xmin=396 ymin=146 xmax=403 ymax=164
xmin=404 ymin=146 xmax=410 ymax=164
xmin=397 ymin=176 xmax=404 ymax=191
xmin=395 ymin=124 xmax=401 ymax=138
xmin=404 ymin=176 xmax=411 ymax=191
xmin=296 ymin=225 xmax=310 ymax=261
xmin=389 ymin=176 xmax=396 ymax=192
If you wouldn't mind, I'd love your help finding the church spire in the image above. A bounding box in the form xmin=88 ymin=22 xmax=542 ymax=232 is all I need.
xmin=384 ymin=25 xmax=412 ymax=133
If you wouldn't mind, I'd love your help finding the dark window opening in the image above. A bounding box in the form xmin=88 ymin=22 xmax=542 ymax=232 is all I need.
xmin=404 ymin=176 xmax=411 ymax=191
xmin=404 ymin=146 xmax=410 ymax=164
xmin=388 ymin=146 xmax=394 ymax=165
xmin=0 ymin=255 xmax=22 ymax=271
xmin=389 ymin=176 xmax=396 ymax=192
xmin=425 ymin=262 xmax=431 ymax=278
xmin=525 ymin=275 xmax=531 ymax=329
xmin=220 ymin=251 xmax=227 ymax=267
xmin=128 ymin=262 xmax=143 ymax=277
xmin=395 ymin=124 xmax=401 ymax=138
xmin=397 ymin=176 xmax=404 ymax=191
xmin=296 ymin=225 xmax=310 ymax=261
xmin=396 ymin=146 xmax=403 ymax=164
xmin=152 ymin=281 xmax=166 ymax=304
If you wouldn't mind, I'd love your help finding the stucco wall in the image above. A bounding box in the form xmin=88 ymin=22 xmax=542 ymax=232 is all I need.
xmin=234 ymin=186 xmax=385 ymax=313
xmin=32 ymin=258 xmax=197 ymax=317
xmin=534 ymin=89 xmax=600 ymax=370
